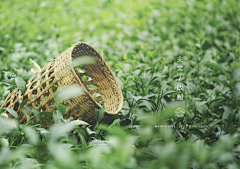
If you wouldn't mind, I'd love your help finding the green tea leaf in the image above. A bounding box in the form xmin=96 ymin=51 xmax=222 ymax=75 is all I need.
xmin=15 ymin=76 xmax=26 ymax=94
xmin=29 ymin=58 xmax=41 ymax=73
xmin=207 ymin=119 xmax=222 ymax=130
xmin=189 ymin=128 xmax=204 ymax=138
xmin=231 ymin=67 xmax=240 ymax=82
xmin=95 ymin=105 xmax=105 ymax=122
xmin=164 ymin=90 xmax=177 ymax=96
xmin=0 ymin=80 xmax=15 ymax=86
xmin=78 ymin=132 xmax=87 ymax=149
xmin=2 ymin=108 xmax=18 ymax=119
xmin=57 ymin=104 xmax=67 ymax=115
xmin=12 ymin=131 xmax=22 ymax=137
xmin=24 ymin=63 xmax=34 ymax=72
xmin=22 ymin=109 xmax=30 ymax=123
xmin=31 ymin=110 xmax=43 ymax=124
xmin=234 ymin=82 xmax=240 ymax=98
xmin=203 ymin=61 xmax=227 ymax=75
xmin=222 ymin=105 xmax=233 ymax=120
xmin=20 ymin=99 xmax=31 ymax=108
xmin=110 ymin=119 xmax=120 ymax=127
xmin=68 ymin=133 xmax=78 ymax=145
xmin=116 ymin=77 xmax=124 ymax=89
xmin=40 ymin=111 xmax=53 ymax=117
xmin=86 ymin=127 xmax=96 ymax=135
xmin=138 ymin=100 xmax=153 ymax=110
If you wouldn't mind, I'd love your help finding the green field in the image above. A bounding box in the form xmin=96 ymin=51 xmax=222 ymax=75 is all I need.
xmin=1 ymin=0 xmax=240 ymax=168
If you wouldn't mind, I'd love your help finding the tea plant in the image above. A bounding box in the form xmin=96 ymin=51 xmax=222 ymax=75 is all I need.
xmin=1 ymin=0 xmax=240 ymax=168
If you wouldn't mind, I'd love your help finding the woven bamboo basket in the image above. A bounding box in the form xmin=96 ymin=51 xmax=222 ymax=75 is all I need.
xmin=0 ymin=42 xmax=123 ymax=125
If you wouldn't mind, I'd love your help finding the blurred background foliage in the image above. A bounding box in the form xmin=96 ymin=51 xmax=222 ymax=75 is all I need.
xmin=1 ymin=0 xmax=240 ymax=168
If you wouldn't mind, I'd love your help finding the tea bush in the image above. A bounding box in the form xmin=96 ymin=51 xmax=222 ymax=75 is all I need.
xmin=0 ymin=0 xmax=240 ymax=168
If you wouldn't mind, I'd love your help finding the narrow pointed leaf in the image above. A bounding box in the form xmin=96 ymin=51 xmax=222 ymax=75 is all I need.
xmin=2 ymin=108 xmax=18 ymax=119
xmin=95 ymin=105 xmax=105 ymax=122
xmin=15 ymin=76 xmax=26 ymax=94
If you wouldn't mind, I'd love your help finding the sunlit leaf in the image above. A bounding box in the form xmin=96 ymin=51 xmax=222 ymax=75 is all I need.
xmin=86 ymin=127 xmax=96 ymax=135
xmin=29 ymin=58 xmax=41 ymax=73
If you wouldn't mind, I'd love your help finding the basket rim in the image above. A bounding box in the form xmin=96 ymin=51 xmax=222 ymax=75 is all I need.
xmin=69 ymin=42 xmax=123 ymax=115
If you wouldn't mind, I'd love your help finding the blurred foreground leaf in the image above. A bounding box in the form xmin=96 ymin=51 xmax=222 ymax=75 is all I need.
xmin=72 ymin=56 xmax=96 ymax=67
xmin=54 ymin=85 xmax=84 ymax=102
xmin=0 ymin=118 xmax=17 ymax=135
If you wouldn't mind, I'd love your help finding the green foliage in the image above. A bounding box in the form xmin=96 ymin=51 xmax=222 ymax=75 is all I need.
xmin=1 ymin=0 xmax=240 ymax=168
xmin=15 ymin=77 xmax=26 ymax=94
xmin=95 ymin=105 xmax=105 ymax=123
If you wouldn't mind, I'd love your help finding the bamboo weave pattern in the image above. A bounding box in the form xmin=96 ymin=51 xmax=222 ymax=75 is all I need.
xmin=0 ymin=42 xmax=123 ymax=125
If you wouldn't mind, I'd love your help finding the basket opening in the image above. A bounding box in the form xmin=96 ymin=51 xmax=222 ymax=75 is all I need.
xmin=87 ymin=84 xmax=97 ymax=90
xmin=52 ymin=83 xmax=58 ymax=94
xmin=75 ymin=67 xmax=86 ymax=73
xmin=97 ymin=101 xmax=104 ymax=106
xmin=49 ymin=78 xmax=54 ymax=85
xmin=92 ymin=93 xmax=102 ymax=98
xmin=31 ymin=94 xmax=36 ymax=99
xmin=48 ymin=69 xmax=55 ymax=78
xmin=13 ymin=101 xmax=19 ymax=112
xmin=41 ymin=82 xmax=47 ymax=92
xmin=40 ymin=78 xmax=44 ymax=83
xmin=32 ymin=82 xmax=38 ymax=89
xmin=50 ymin=102 xmax=55 ymax=108
xmin=81 ymin=75 xmax=92 ymax=81
xmin=5 ymin=101 xmax=10 ymax=108
xmin=44 ymin=95 xmax=49 ymax=101
xmin=35 ymin=99 xmax=41 ymax=108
